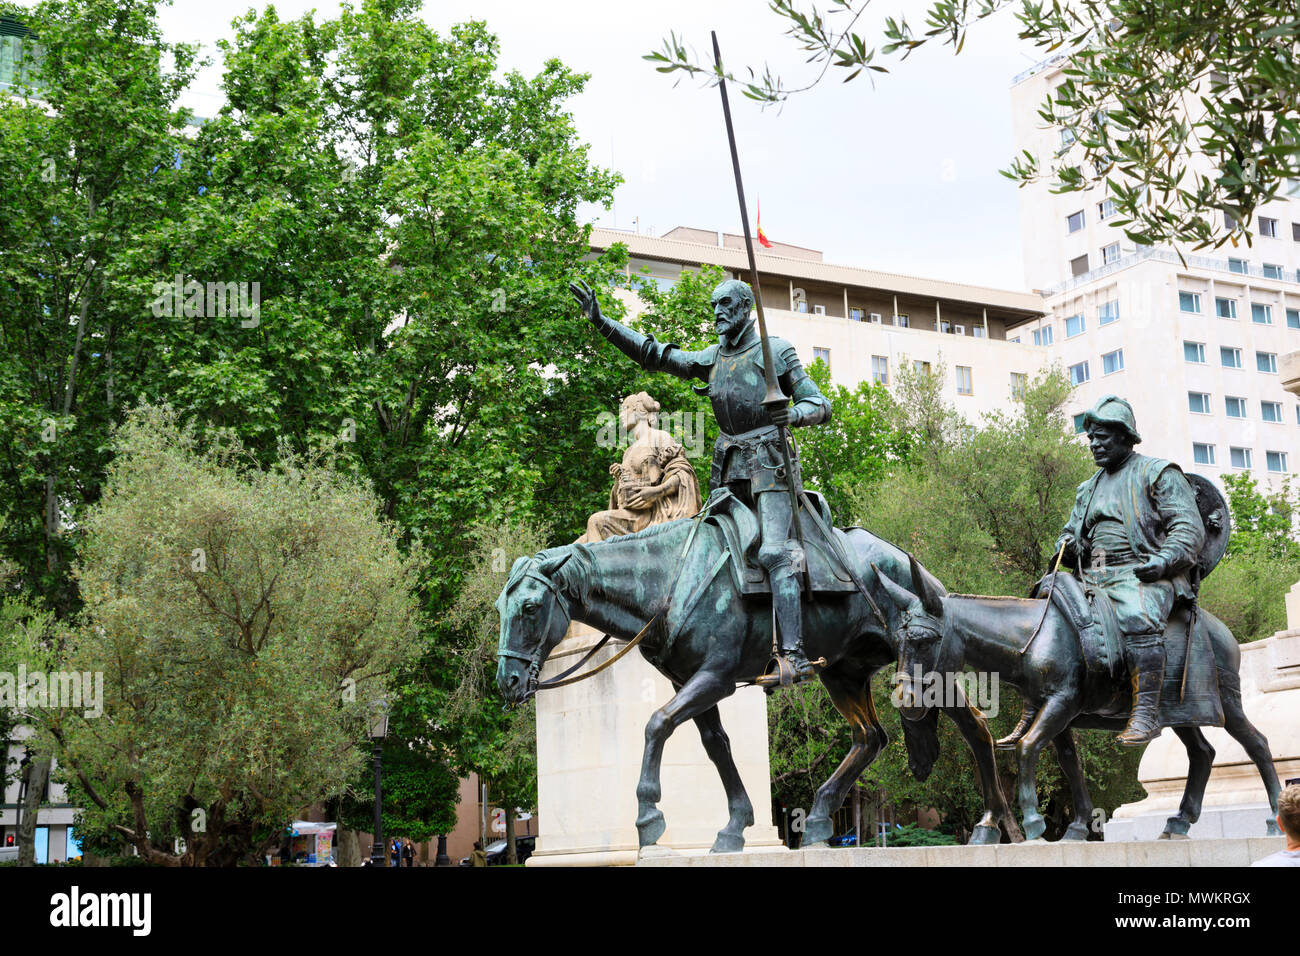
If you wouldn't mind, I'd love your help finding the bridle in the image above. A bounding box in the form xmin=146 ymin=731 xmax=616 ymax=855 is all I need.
xmin=498 ymin=568 xmax=574 ymax=701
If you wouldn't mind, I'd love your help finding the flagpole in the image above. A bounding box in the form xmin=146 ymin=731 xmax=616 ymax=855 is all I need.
xmin=711 ymin=31 xmax=808 ymax=571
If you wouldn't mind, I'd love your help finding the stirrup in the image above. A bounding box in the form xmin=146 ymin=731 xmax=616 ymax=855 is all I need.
xmin=755 ymin=653 xmax=825 ymax=689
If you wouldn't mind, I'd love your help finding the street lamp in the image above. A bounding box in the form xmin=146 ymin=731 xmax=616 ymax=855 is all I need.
xmin=366 ymin=697 xmax=390 ymax=868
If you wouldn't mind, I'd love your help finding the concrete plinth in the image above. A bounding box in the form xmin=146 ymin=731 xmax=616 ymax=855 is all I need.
xmin=637 ymin=836 xmax=1287 ymax=867
xmin=1106 ymin=623 xmax=1300 ymax=841
xmin=528 ymin=623 xmax=782 ymax=866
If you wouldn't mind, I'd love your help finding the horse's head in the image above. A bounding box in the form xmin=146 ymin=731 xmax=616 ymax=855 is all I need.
xmin=875 ymin=554 xmax=951 ymax=721
xmin=495 ymin=550 xmax=574 ymax=706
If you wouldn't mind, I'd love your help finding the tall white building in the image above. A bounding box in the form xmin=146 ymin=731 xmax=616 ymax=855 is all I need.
xmin=1009 ymin=56 xmax=1300 ymax=490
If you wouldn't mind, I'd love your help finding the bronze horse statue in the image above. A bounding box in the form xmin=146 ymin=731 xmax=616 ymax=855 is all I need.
xmin=877 ymin=555 xmax=1283 ymax=842
xmin=496 ymin=511 xmax=1024 ymax=853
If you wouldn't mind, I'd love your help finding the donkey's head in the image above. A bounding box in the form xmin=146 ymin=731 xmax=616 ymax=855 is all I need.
xmin=495 ymin=549 xmax=574 ymax=706
xmin=876 ymin=554 xmax=951 ymax=721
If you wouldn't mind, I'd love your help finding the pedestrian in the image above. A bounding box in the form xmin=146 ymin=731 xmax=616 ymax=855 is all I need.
xmin=390 ymin=836 xmax=401 ymax=867
xmin=403 ymin=838 xmax=414 ymax=867
xmin=471 ymin=840 xmax=486 ymax=868
xmin=1252 ymin=784 xmax=1300 ymax=867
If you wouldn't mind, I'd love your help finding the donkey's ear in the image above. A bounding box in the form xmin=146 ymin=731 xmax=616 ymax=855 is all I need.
xmin=909 ymin=554 xmax=944 ymax=618
xmin=536 ymin=550 xmax=572 ymax=579
xmin=871 ymin=563 xmax=920 ymax=613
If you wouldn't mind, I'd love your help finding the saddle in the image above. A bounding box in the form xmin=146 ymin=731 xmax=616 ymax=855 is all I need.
xmin=1031 ymin=571 xmax=1224 ymax=728
xmin=701 ymin=487 xmax=858 ymax=597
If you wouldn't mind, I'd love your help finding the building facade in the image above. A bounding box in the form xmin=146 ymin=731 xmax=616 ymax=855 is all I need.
xmin=590 ymin=226 xmax=1052 ymax=420
xmin=1010 ymin=58 xmax=1300 ymax=490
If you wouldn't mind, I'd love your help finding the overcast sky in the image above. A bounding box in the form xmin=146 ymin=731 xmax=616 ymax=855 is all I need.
xmin=23 ymin=0 xmax=1049 ymax=288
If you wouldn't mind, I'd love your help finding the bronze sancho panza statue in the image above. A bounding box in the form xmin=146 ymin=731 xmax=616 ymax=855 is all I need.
xmin=1005 ymin=395 xmax=1206 ymax=747
xmin=570 ymin=278 xmax=830 ymax=683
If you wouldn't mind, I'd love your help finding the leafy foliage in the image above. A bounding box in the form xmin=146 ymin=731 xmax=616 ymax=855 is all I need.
xmin=647 ymin=0 xmax=1300 ymax=250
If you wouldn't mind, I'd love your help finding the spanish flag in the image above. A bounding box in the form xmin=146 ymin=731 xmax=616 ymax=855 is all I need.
xmin=756 ymin=200 xmax=773 ymax=249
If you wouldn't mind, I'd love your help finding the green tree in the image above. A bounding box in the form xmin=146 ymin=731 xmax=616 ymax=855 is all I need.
xmin=648 ymin=0 xmax=1299 ymax=250
xmin=51 ymin=405 xmax=424 ymax=865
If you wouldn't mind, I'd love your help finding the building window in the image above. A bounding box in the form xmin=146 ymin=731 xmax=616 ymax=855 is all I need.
xmin=1010 ymin=372 xmax=1027 ymax=398
xmin=1188 ymin=392 xmax=1211 ymax=414
xmin=795 ymin=300 xmax=808 ymax=314
xmin=1009 ymin=336 xmax=1020 ymax=344
xmin=1288 ymin=308 xmax=1300 ymax=330
xmin=1033 ymin=325 xmax=1054 ymax=346
xmin=1183 ymin=341 xmax=1206 ymax=363
xmin=1216 ymin=297 xmax=1237 ymax=319
xmin=938 ymin=319 xmax=951 ymax=334
xmin=972 ymin=325 xmax=986 ymax=338
xmin=1220 ymin=346 xmax=1242 ymax=368
xmin=1262 ymin=401 xmax=1283 ymax=423
xmin=1179 ymin=292 xmax=1202 ymax=313
xmin=1060 ymin=127 xmax=1077 ymax=148
xmin=1099 ymin=300 xmax=1120 ymax=325
xmin=849 ymin=307 xmax=865 ymax=321
xmin=1067 ymin=210 xmax=1086 ymax=233
xmin=1228 ymin=257 xmax=1249 ymax=274
xmin=1073 ymin=412 xmax=1087 ymax=433
xmin=1225 ymin=396 xmax=1247 ymax=418
xmin=1260 ymin=217 xmax=1279 ymax=238
xmin=894 ymin=313 xmax=909 ymax=328
xmin=913 ymin=360 xmax=932 ymax=375
xmin=871 ymin=355 xmax=888 ymax=385
xmin=1070 ymin=254 xmax=1090 ymax=277
xmin=1065 ymin=313 xmax=1086 ymax=338
xmin=1102 ymin=349 xmax=1124 ymax=374
xmin=955 ymin=366 xmax=973 ymax=395
xmin=1252 ymin=303 xmax=1273 ymax=324
xmin=1267 ymin=451 xmax=1289 ymax=473
xmin=1293 ymin=221 xmax=1300 ymax=241
xmin=1101 ymin=242 xmax=1121 ymax=264
xmin=869 ymin=312 xmax=883 ymax=323
xmin=1069 ymin=361 xmax=1090 ymax=386
xmin=1230 ymin=447 xmax=1253 ymax=469
xmin=1225 ymin=212 xmax=1238 ymax=230
xmin=814 ymin=347 xmax=832 ymax=371
xmin=1264 ymin=263 xmax=1284 ymax=280
xmin=1097 ymin=198 xmax=1116 ymax=220
xmin=1193 ymin=443 xmax=1216 ymax=466
xmin=1257 ymin=351 xmax=1278 ymax=373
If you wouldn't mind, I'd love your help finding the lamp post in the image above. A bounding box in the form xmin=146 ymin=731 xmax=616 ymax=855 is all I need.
xmin=366 ymin=697 xmax=390 ymax=868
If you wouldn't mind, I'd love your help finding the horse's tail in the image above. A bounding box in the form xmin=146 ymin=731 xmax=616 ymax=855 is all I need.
xmin=900 ymin=706 xmax=941 ymax=782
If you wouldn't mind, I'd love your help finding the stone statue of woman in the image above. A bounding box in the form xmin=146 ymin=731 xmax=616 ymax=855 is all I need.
xmin=580 ymin=392 xmax=702 ymax=543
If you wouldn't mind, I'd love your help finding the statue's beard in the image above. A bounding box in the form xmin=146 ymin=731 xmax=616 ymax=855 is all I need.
xmin=717 ymin=315 xmax=752 ymax=347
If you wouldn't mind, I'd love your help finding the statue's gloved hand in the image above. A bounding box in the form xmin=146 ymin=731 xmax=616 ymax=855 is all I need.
xmin=1134 ymin=556 xmax=1167 ymax=582
xmin=568 ymin=279 xmax=604 ymax=326
xmin=767 ymin=404 xmax=793 ymax=429
xmin=1055 ymin=535 xmax=1077 ymax=567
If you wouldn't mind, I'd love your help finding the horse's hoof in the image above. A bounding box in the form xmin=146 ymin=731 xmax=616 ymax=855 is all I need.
xmin=1157 ymin=831 xmax=1190 ymax=841
xmin=1022 ymin=814 xmax=1046 ymax=842
xmin=1266 ymin=818 xmax=1282 ymax=837
xmin=1161 ymin=816 xmax=1191 ymax=839
xmin=710 ymin=832 xmax=745 ymax=854
xmin=1062 ymin=822 xmax=1090 ymax=841
xmin=968 ymin=825 xmax=1000 ymax=846
xmin=636 ymin=810 xmax=667 ymax=847
xmin=803 ymin=816 xmax=833 ymax=847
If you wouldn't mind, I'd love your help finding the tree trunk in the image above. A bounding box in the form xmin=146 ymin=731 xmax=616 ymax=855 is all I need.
xmin=505 ymin=805 xmax=517 ymax=866
xmin=338 ymin=828 xmax=363 ymax=868
xmin=17 ymin=757 xmax=51 ymax=867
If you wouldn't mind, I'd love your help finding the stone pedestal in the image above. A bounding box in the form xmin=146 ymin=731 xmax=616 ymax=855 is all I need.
xmin=1106 ymin=592 xmax=1300 ymax=841
xmin=528 ymin=622 xmax=783 ymax=866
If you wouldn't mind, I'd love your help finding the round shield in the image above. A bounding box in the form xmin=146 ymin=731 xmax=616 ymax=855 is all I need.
xmin=1185 ymin=472 xmax=1230 ymax=582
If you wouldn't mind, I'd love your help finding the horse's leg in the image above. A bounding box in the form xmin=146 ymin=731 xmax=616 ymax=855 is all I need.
xmin=804 ymin=668 xmax=885 ymax=847
xmin=692 ymin=704 xmax=755 ymax=853
xmin=1151 ymin=726 xmax=1214 ymax=839
xmin=1015 ymin=696 xmax=1075 ymax=841
xmin=636 ymin=667 xmax=732 ymax=848
xmin=1221 ymin=696 xmax=1283 ymax=836
xmin=1052 ymin=727 xmax=1095 ymax=841
xmin=945 ymin=702 xmax=1023 ymax=844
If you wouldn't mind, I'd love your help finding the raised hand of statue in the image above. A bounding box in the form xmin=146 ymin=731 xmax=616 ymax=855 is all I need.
xmin=568 ymin=280 xmax=604 ymax=326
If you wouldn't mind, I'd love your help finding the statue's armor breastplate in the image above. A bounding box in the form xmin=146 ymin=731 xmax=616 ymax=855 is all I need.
xmin=708 ymin=341 xmax=770 ymax=436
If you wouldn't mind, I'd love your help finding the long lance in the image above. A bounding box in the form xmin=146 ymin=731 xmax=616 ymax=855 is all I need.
xmin=711 ymin=31 xmax=809 ymax=589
